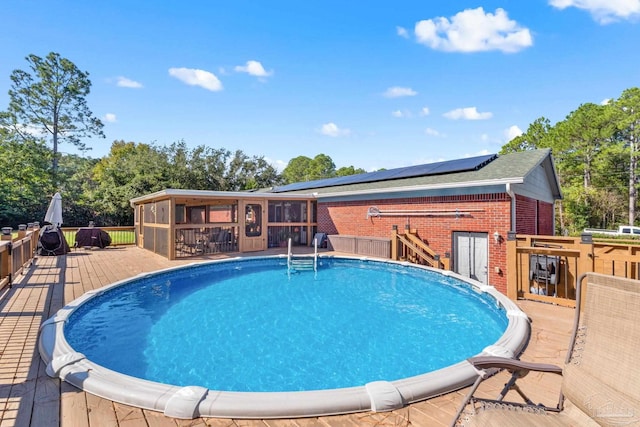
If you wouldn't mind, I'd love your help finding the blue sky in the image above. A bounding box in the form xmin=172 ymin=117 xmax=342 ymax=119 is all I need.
xmin=2 ymin=1 xmax=640 ymax=172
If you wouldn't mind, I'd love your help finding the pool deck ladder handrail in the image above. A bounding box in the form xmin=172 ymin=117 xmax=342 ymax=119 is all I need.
xmin=287 ymin=238 xmax=318 ymax=273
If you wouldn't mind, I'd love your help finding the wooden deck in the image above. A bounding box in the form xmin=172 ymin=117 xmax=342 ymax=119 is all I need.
xmin=0 ymin=246 xmax=575 ymax=427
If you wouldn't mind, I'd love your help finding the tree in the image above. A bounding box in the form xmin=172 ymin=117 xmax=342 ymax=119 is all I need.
xmin=88 ymin=140 xmax=284 ymax=224
xmin=307 ymin=154 xmax=336 ymax=180
xmin=613 ymin=88 xmax=640 ymax=225
xmin=555 ymin=103 xmax=617 ymax=189
xmin=0 ymin=124 xmax=53 ymax=226
xmin=223 ymin=149 xmax=283 ymax=191
xmin=282 ymin=153 xmax=365 ymax=184
xmin=336 ymin=165 xmax=366 ymax=176
xmin=500 ymin=117 xmax=552 ymax=154
xmin=90 ymin=141 xmax=169 ymax=225
xmin=4 ymin=52 xmax=104 ymax=183
xmin=282 ymin=156 xmax=313 ymax=183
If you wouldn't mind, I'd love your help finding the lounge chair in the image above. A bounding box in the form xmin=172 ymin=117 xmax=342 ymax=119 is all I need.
xmin=451 ymin=272 xmax=640 ymax=427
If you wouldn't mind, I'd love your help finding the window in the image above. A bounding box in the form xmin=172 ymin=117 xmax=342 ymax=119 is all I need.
xmin=175 ymin=204 xmax=185 ymax=224
xmin=187 ymin=206 xmax=206 ymax=224
xmin=208 ymin=204 xmax=237 ymax=223
xmin=267 ymin=201 xmax=307 ymax=223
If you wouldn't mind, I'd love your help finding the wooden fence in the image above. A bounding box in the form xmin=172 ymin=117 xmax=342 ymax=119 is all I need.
xmin=327 ymin=235 xmax=392 ymax=259
xmin=506 ymin=232 xmax=640 ymax=307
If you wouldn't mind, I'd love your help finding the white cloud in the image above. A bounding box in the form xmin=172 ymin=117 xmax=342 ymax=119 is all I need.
xmin=549 ymin=0 xmax=640 ymax=23
xmin=103 ymin=113 xmax=117 ymax=123
xmin=116 ymin=76 xmax=143 ymax=88
xmin=414 ymin=7 xmax=533 ymax=53
xmin=264 ymin=157 xmax=287 ymax=172
xmin=396 ymin=26 xmax=409 ymax=38
xmin=391 ymin=109 xmax=413 ymax=118
xmin=383 ymin=86 xmax=418 ymax=98
xmin=443 ymin=107 xmax=493 ymax=120
xmin=319 ymin=122 xmax=351 ymax=137
xmin=168 ymin=67 xmax=223 ymax=91
xmin=3 ymin=123 xmax=45 ymax=137
xmin=234 ymin=60 xmax=273 ymax=77
xmin=425 ymin=127 xmax=443 ymax=137
xmin=420 ymin=107 xmax=430 ymax=116
xmin=505 ymin=125 xmax=523 ymax=141
xmin=601 ymin=98 xmax=612 ymax=105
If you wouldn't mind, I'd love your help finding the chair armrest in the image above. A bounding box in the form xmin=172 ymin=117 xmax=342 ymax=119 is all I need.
xmin=468 ymin=356 xmax=563 ymax=375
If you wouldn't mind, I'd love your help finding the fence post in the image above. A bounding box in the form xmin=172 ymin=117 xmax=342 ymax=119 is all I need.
xmin=17 ymin=224 xmax=27 ymax=240
xmin=506 ymin=231 xmax=518 ymax=300
xmin=576 ymin=233 xmax=595 ymax=310
xmin=1 ymin=228 xmax=12 ymax=242
xmin=1 ymin=227 xmax=13 ymax=288
xmin=391 ymin=225 xmax=398 ymax=261
xmin=579 ymin=233 xmax=594 ymax=276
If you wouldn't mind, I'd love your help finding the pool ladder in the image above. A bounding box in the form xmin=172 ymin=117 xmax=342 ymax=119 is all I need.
xmin=287 ymin=237 xmax=318 ymax=273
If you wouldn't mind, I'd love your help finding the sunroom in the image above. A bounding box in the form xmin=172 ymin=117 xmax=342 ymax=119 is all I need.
xmin=129 ymin=189 xmax=317 ymax=259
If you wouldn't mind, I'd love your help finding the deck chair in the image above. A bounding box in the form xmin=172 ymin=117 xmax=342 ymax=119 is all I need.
xmin=209 ymin=229 xmax=230 ymax=253
xmin=451 ymin=272 xmax=640 ymax=427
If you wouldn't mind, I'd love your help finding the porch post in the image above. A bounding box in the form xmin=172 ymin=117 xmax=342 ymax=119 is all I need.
xmin=506 ymin=231 xmax=518 ymax=300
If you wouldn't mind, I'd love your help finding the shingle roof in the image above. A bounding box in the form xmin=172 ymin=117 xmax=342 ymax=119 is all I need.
xmin=277 ymin=149 xmax=560 ymax=199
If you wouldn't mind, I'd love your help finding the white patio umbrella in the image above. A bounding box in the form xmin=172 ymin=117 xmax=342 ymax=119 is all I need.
xmin=44 ymin=192 xmax=63 ymax=227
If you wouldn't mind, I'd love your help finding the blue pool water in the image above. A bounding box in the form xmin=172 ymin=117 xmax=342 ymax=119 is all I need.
xmin=65 ymin=257 xmax=508 ymax=392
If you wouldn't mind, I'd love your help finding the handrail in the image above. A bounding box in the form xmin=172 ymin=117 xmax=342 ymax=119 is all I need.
xmin=313 ymin=237 xmax=318 ymax=272
xmin=287 ymin=237 xmax=292 ymax=272
xmin=396 ymin=233 xmax=440 ymax=268
xmin=402 ymin=232 xmax=438 ymax=258
xmin=1 ymin=228 xmax=38 ymax=291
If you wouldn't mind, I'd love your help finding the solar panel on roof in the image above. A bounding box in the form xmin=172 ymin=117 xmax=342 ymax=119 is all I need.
xmin=272 ymin=153 xmax=497 ymax=193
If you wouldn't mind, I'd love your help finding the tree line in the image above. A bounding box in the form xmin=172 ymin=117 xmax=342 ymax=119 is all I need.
xmin=501 ymin=87 xmax=640 ymax=234
xmin=2 ymin=52 xmax=640 ymax=233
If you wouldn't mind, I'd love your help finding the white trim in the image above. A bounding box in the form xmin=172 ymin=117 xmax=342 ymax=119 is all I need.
xmin=129 ymin=189 xmax=316 ymax=207
xmin=314 ymin=178 xmax=524 ymax=201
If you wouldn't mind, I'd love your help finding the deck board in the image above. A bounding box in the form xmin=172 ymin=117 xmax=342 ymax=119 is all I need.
xmin=0 ymin=246 xmax=575 ymax=427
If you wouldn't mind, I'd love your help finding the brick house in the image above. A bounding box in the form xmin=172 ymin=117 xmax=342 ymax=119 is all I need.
xmin=131 ymin=149 xmax=560 ymax=295
xmin=272 ymin=149 xmax=561 ymax=294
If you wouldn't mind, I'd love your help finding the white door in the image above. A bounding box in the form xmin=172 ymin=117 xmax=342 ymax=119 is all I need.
xmin=454 ymin=232 xmax=488 ymax=284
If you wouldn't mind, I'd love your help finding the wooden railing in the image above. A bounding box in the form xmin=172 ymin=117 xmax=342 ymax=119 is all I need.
xmin=0 ymin=225 xmax=40 ymax=292
xmin=390 ymin=228 xmax=450 ymax=270
xmin=506 ymin=233 xmax=640 ymax=308
xmin=0 ymin=225 xmax=135 ymax=293
xmin=61 ymin=226 xmax=135 ymax=247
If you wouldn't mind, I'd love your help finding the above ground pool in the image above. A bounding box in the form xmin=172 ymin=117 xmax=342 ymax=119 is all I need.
xmin=39 ymin=255 xmax=530 ymax=419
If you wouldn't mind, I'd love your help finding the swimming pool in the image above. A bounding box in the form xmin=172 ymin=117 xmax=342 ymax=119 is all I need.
xmin=39 ymin=255 xmax=530 ymax=419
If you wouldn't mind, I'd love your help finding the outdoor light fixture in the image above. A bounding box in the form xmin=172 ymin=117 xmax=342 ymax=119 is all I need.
xmin=494 ymin=231 xmax=501 ymax=243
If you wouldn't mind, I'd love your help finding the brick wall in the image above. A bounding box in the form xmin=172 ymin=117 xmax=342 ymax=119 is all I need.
xmin=317 ymin=193 xmax=555 ymax=295
xmin=318 ymin=194 xmax=512 ymax=293
xmin=514 ymin=195 xmax=555 ymax=235
xmin=537 ymin=201 xmax=555 ymax=235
